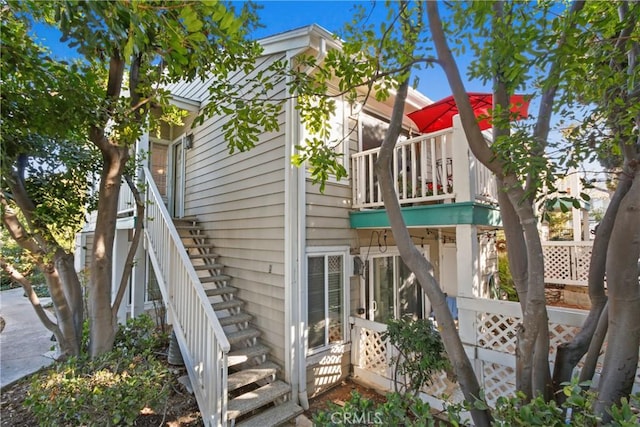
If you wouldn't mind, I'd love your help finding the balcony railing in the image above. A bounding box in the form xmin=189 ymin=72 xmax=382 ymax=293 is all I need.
xmin=351 ymin=123 xmax=497 ymax=209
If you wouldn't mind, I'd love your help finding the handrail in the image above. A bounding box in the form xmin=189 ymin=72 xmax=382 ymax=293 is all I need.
xmin=142 ymin=166 xmax=229 ymax=426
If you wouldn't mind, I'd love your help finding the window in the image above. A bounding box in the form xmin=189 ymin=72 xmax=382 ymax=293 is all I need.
xmin=307 ymin=251 xmax=347 ymax=351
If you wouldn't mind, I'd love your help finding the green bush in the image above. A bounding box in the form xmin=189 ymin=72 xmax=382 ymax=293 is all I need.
xmin=383 ymin=317 xmax=451 ymax=395
xmin=313 ymin=381 xmax=640 ymax=426
xmin=25 ymin=314 xmax=170 ymax=426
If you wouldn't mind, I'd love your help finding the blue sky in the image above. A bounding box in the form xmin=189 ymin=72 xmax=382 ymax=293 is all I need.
xmin=32 ymin=1 xmax=486 ymax=102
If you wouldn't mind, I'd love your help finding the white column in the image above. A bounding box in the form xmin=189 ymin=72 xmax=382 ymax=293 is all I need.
xmin=129 ymin=239 xmax=146 ymax=318
xmin=451 ymin=115 xmax=472 ymax=202
xmin=112 ymin=228 xmax=130 ymax=324
xmin=455 ymin=223 xmax=482 ymax=384
xmin=456 ymin=224 xmax=480 ymax=298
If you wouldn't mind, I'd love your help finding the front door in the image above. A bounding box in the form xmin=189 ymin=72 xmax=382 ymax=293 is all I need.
xmin=169 ymin=136 xmax=185 ymax=217
xmin=366 ymin=248 xmax=430 ymax=323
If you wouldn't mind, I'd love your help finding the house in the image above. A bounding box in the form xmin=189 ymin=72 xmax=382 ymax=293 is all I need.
xmin=76 ymin=25 xmax=518 ymax=426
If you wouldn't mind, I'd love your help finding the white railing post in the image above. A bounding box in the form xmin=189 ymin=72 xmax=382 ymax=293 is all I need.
xmin=451 ymin=115 xmax=473 ymax=202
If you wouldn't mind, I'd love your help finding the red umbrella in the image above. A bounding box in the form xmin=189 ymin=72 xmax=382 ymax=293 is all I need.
xmin=407 ymin=93 xmax=529 ymax=134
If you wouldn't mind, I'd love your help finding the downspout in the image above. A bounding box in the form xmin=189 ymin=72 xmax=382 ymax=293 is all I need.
xmin=295 ymin=37 xmax=328 ymax=410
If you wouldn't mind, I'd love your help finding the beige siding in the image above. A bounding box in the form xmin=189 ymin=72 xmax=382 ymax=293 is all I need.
xmin=180 ymin=53 xmax=288 ymax=365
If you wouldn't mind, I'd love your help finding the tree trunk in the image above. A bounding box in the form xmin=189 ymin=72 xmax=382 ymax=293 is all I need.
xmin=552 ymin=171 xmax=632 ymax=400
xmin=375 ymin=78 xmax=492 ymax=427
xmin=55 ymin=249 xmax=84 ymax=350
xmin=88 ymin=146 xmax=129 ymax=357
xmin=595 ymin=169 xmax=640 ymax=419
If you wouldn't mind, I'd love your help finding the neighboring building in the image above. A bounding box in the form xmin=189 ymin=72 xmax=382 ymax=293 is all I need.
xmin=77 ymin=25 xmax=509 ymax=426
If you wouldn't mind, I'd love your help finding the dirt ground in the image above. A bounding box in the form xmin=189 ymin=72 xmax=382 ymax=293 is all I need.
xmin=304 ymin=378 xmax=388 ymax=420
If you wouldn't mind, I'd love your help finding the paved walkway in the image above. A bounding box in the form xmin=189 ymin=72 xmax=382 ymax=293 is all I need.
xmin=0 ymin=288 xmax=56 ymax=389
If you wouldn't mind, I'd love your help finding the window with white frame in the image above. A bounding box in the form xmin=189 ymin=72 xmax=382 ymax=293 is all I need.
xmin=306 ymin=249 xmax=348 ymax=351
xmin=364 ymin=248 xmax=429 ymax=324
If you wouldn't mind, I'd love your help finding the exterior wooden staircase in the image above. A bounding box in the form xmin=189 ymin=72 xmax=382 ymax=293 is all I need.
xmin=172 ymin=217 xmax=303 ymax=427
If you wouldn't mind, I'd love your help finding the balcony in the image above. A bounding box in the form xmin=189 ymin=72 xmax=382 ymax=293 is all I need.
xmin=352 ymin=123 xmax=497 ymax=209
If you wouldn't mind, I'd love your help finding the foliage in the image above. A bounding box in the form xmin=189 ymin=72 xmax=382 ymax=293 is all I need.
xmin=547 ymin=211 xmax=573 ymax=241
xmin=114 ymin=313 xmax=168 ymax=356
xmin=496 ymin=253 xmax=519 ymax=302
xmin=312 ymin=390 xmax=434 ymax=427
xmin=382 ymin=317 xmax=451 ymax=395
xmin=313 ymin=382 xmax=640 ymax=427
xmin=0 ymin=228 xmax=46 ymax=291
xmin=25 ymin=314 xmax=170 ymax=426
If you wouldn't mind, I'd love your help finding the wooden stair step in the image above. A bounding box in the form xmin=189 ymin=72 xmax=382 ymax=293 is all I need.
xmin=228 ymin=362 xmax=279 ymax=392
xmin=183 ymin=243 xmax=215 ymax=249
xmin=236 ymin=400 xmax=304 ymax=427
xmin=189 ymin=253 xmax=219 ymax=260
xmin=193 ymin=263 xmax=224 ymax=271
xmin=218 ymin=312 xmax=252 ymax=327
xmin=200 ymin=274 xmax=231 ymax=284
xmin=173 ymin=215 xmax=198 ymax=222
xmin=228 ymin=344 xmax=270 ymax=367
xmin=227 ymin=380 xmax=291 ymax=420
xmin=212 ymin=299 xmax=243 ymax=311
xmin=174 ymin=224 xmax=200 ymax=230
xmin=203 ymin=285 xmax=237 ymax=297
xmin=227 ymin=328 xmax=261 ymax=345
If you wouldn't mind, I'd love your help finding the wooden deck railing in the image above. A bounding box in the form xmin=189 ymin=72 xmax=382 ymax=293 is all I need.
xmin=351 ymin=125 xmax=497 ymax=209
xmin=142 ymin=167 xmax=230 ymax=427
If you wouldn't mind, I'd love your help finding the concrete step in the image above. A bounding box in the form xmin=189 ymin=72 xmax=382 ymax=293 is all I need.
xmin=203 ymin=285 xmax=237 ymax=297
xmin=228 ymin=361 xmax=279 ymax=392
xmin=219 ymin=313 xmax=252 ymax=327
xmin=227 ymin=380 xmax=291 ymax=420
xmin=236 ymin=400 xmax=304 ymax=427
xmin=212 ymin=299 xmax=243 ymax=311
xmin=228 ymin=344 xmax=270 ymax=367
xmin=227 ymin=328 xmax=261 ymax=345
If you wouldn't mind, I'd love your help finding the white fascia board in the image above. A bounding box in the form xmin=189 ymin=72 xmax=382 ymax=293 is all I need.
xmin=406 ymin=88 xmax=433 ymax=110
xmin=169 ymin=94 xmax=201 ymax=112
xmin=260 ymin=24 xmax=341 ymax=57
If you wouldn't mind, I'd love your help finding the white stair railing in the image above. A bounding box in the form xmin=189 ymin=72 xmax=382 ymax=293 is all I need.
xmin=142 ymin=166 xmax=230 ymax=427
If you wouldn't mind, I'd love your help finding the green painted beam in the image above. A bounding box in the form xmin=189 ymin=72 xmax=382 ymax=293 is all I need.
xmin=349 ymin=202 xmax=502 ymax=228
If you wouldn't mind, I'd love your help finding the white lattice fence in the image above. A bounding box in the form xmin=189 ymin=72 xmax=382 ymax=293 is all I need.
xmin=542 ymin=241 xmax=593 ymax=286
xmin=482 ymin=362 xmax=516 ymax=406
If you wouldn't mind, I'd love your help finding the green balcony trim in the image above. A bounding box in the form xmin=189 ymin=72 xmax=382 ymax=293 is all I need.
xmin=349 ymin=202 xmax=502 ymax=228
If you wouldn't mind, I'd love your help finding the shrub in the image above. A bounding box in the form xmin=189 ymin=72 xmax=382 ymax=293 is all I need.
xmin=25 ymin=314 xmax=170 ymax=426
xmin=383 ymin=317 xmax=451 ymax=395
xmin=313 ymin=381 xmax=640 ymax=426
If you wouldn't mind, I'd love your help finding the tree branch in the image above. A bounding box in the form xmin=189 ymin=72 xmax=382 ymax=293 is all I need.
xmin=0 ymin=259 xmax=65 ymax=347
